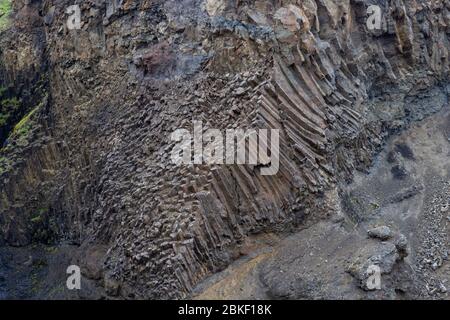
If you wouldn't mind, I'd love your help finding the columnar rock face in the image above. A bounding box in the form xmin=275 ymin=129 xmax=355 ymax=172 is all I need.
xmin=0 ymin=0 xmax=449 ymax=298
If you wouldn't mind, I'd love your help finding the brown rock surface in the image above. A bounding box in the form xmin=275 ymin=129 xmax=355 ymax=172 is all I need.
xmin=0 ymin=0 xmax=448 ymax=299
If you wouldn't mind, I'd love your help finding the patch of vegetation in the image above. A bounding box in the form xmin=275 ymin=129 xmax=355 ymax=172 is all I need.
xmin=30 ymin=215 xmax=43 ymax=223
xmin=0 ymin=94 xmax=20 ymax=127
xmin=0 ymin=95 xmax=46 ymax=177
xmin=12 ymin=105 xmax=37 ymax=138
xmin=30 ymin=206 xmax=58 ymax=245
xmin=0 ymin=87 xmax=22 ymax=147
xmin=31 ymin=208 xmax=47 ymax=223
xmin=30 ymin=259 xmax=47 ymax=295
xmin=13 ymin=105 xmax=37 ymax=132
xmin=369 ymin=202 xmax=380 ymax=211
xmin=5 ymin=102 xmax=41 ymax=147
xmin=0 ymin=154 xmax=12 ymax=175
xmin=45 ymin=246 xmax=58 ymax=254
xmin=47 ymin=283 xmax=65 ymax=298
xmin=0 ymin=0 xmax=12 ymax=31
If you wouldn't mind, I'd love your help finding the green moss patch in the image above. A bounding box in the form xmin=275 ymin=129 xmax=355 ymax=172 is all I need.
xmin=0 ymin=94 xmax=46 ymax=176
xmin=13 ymin=104 xmax=38 ymax=134
xmin=0 ymin=94 xmax=21 ymax=127
xmin=0 ymin=0 xmax=12 ymax=31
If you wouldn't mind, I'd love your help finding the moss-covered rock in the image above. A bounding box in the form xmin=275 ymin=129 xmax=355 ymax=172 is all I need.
xmin=0 ymin=86 xmax=23 ymax=146
xmin=0 ymin=0 xmax=12 ymax=31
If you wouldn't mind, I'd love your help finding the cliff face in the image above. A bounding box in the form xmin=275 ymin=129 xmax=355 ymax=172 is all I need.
xmin=0 ymin=0 xmax=449 ymax=299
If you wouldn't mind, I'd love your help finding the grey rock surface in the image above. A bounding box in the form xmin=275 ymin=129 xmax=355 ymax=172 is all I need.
xmin=0 ymin=0 xmax=448 ymax=299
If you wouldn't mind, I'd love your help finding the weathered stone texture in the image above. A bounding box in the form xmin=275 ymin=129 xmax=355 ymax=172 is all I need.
xmin=0 ymin=0 xmax=448 ymax=298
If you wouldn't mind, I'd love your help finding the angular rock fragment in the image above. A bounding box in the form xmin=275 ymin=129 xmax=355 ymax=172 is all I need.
xmin=368 ymin=226 xmax=393 ymax=241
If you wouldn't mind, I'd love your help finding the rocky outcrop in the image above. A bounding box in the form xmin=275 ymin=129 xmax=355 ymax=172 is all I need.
xmin=194 ymin=107 xmax=450 ymax=300
xmin=0 ymin=0 xmax=449 ymax=299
